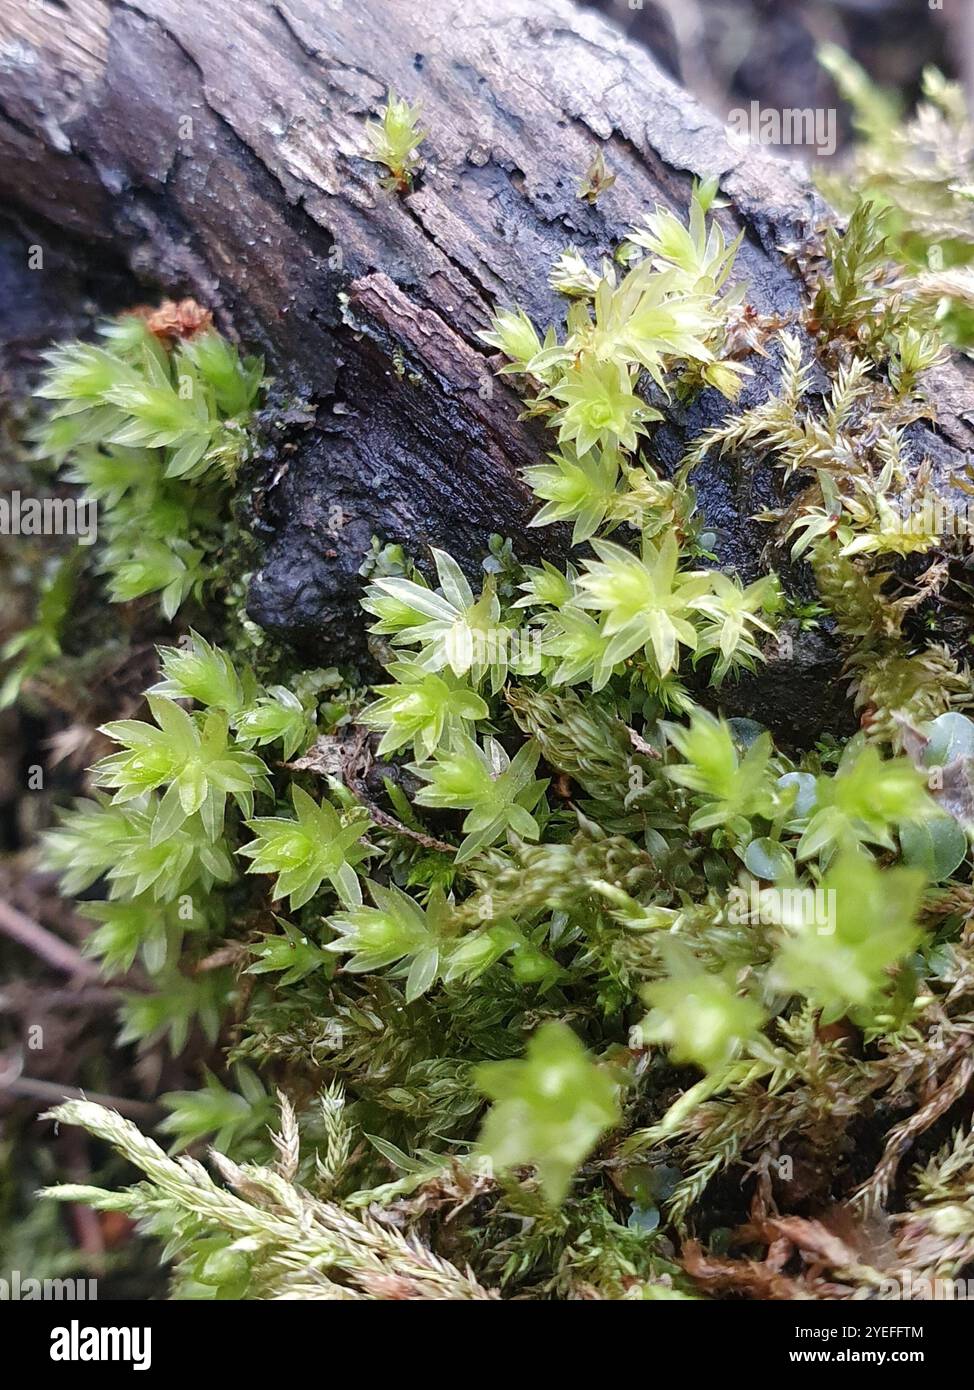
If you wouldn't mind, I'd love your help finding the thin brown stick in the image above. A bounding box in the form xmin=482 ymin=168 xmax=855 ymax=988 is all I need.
xmin=286 ymin=731 xmax=457 ymax=856
xmin=0 ymin=899 xmax=100 ymax=981
xmin=4 ymin=1075 xmax=159 ymax=1123
xmin=0 ymin=984 xmax=121 ymax=1012
xmin=346 ymin=783 xmax=458 ymax=856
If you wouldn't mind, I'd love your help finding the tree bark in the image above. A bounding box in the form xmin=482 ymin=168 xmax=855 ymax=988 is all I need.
xmin=2 ymin=0 xmax=973 ymax=739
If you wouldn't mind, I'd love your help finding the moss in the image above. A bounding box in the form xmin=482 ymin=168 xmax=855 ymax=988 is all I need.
xmin=8 ymin=90 xmax=974 ymax=1302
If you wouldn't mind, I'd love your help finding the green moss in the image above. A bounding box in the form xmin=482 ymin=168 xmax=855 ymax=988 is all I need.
xmin=12 ymin=90 xmax=974 ymax=1300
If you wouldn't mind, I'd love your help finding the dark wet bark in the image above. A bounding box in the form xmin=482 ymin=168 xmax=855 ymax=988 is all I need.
xmin=1 ymin=0 xmax=973 ymax=740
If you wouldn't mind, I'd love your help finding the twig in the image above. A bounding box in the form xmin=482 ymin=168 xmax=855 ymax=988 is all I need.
xmin=0 ymin=984 xmax=121 ymax=1012
xmin=0 ymin=899 xmax=100 ymax=981
xmin=627 ymin=726 xmax=661 ymax=759
xmin=288 ymin=729 xmax=457 ymax=855
xmin=346 ymin=781 xmax=457 ymax=855
xmin=5 ymin=1075 xmax=159 ymax=1123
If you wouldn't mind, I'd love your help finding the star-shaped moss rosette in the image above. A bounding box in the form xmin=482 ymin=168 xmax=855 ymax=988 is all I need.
xmin=475 ymin=1022 xmax=621 ymax=1205
xmin=239 ymin=786 xmax=373 ymax=910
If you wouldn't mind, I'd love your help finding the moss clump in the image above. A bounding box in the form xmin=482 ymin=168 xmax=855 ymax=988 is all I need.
xmin=8 ymin=99 xmax=974 ymax=1303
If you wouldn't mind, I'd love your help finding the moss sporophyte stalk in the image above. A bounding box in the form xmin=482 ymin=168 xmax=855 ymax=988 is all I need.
xmin=11 ymin=88 xmax=974 ymax=1299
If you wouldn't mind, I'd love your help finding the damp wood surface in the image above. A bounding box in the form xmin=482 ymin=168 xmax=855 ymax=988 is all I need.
xmin=2 ymin=0 xmax=973 ymax=739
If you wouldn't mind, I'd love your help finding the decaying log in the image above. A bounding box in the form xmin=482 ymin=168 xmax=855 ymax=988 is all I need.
xmin=2 ymin=0 xmax=973 ymax=740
